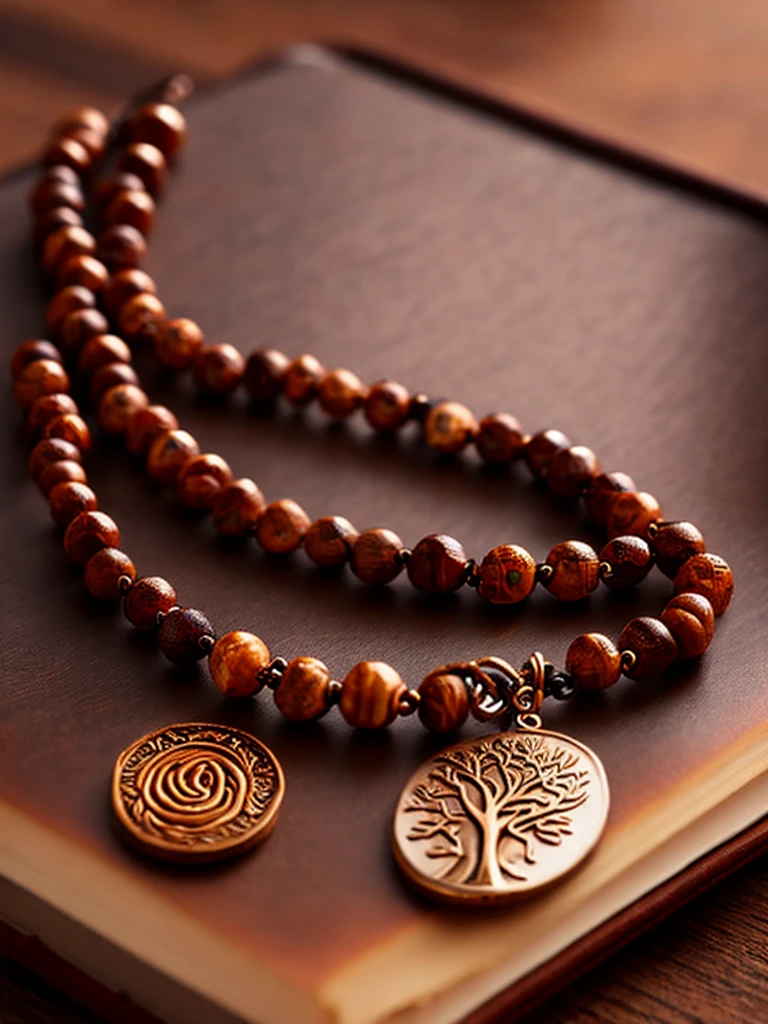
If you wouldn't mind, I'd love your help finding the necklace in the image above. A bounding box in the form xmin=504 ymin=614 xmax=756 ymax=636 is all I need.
xmin=11 ymin=79 xmax=734 ymax=903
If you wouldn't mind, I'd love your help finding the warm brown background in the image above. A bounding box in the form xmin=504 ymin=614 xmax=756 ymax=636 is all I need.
xmin=1 ymin=4 xmax=767 ymax=1024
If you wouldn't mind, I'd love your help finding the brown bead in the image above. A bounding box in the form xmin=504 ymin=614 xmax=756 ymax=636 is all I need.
xmin=30 ymin=166 xmax=80 ymax=206
xmin=673 ymin=553 xmax=734 ymax=617
xmin=59 ymin=309 xmax=109 ymax=355
xmin=209 ymin=631 xmax=270 ymax=697
xmin=350 ymin=528 xmax=404 ymax=586
xmin=158 ymin=607 xmax=215 ymax=666
xmin=118 ymin=292 xmax=166 ymax=342
xmin=475 ymin=412 xmax=528 ymax=464
xmin=548 ymin=445 xmax=600 ymax=499
xmin=543 ymin=540 xmax=600 ymax=601
xmin=619 ymin=617 xmax=678 ymax=679
xmin=124 ymin=576 xmax=178 ymax=631
xmin=255 ymin=499 xmax=311 ymax=554
xmin=84 ymin=548 xmax=136 ymax=601
xmin=650 ymin=521 xmax=706 ymax=579
xmin=131 ymin=103 xmax=187 ymax=160
xmin=192 ymin=343 xmax=245 ymax=394
xmin=146 ymin=429 xmax=200 ymax=485
xmin=42 ymin=226 xmax=96 ymax=276
xmin=65 ymin=127 xmax=106 ymax=162
xmin=53 ymin=106 xmax=109 ymax=139
xmin=363 ymin=380 xmax=411 ymax=432
xmin=477 ymin=544 xmax=537 ymax=604
xmin=125 ymin=404 xmax=179 ymax=456
xmin=45 ymin=284 xmax=95 ymax=336
xmin=102 ymin=268 xmax=156 ymax=317
xmin=117 ymin=143 xmax=166 ymax=195
xmin=27 ymin=393 xmax=78 ymax=434
xmin=77 ymin=334 xmax=132 ymax=375
xmin=154 ymin=318 xmax=204 ymax=370
xmin=10 ymin=340 xmax=62 ymax=379
xmin=274 ymin=656 xmax=332 ymax=722
xmin=41 ymin=136 xmax=91 ymax=177
xmin=96 ymin=224 xmax=147 ymax=271
xmin=98 ymin=383 xmax=148 ymax=435
xmin=340 ymin=661 xmax=406 ymax=729
xmin=30 ymin=178 xmax=84 ymax=217
xmin=418 ymin=670 xmax=470 ymax=733
xmin=90 ymin=362 xmax=140 ymax=405
xmin=566 ymin=633 xmax=621 ymax=692
xmin=244 ymin=348 xmax=290 ymax=403
xmin=304 ymin=516 xmax=358 ymax=567
xmin=176 ymin=454 xmax=233 ymax=511
xmin=599 ymin=535 xmax=654 ymax=590
xmin=29 ymin=437 xmax=81 ymax=480
xmin=283 ymin=354 xmax=325 ymax=406
xmin=93 ymin=172 xmax=145 ymax=215
xmin=104 ymin=188 xmax=155 ymax=234
xmin=424 ymin=401 xmax=477 ymax=454
xmin=48 ymin=481 xmax=98 ymax=527
xmin=660 ymin=593 xmax=715 ymax=660
xmin=212 ymin=478 xmax=266 ymax=538
xmin=34 ymin=207 xmax=83 ymax=246
xmin=583 ymin=470 xmax=638 ymax=525
xmin=318 ymin=368 xmax=368 ymax=418
xmin=64 ymin=510 xmax=120 ymax=565
xmin=407 ymin=533 xmax=469 ymax=594
xmin=525 ymin=429 xmax=571 ymax=480
xmin=605 ymin=491 xmax=661 ymax=539
xmin=43 ymin=413 xmax=91 ymax=453
xmin=38 ymin=459 xmax=86 ymax=496
xmin=56 ymin=254 xmax=109 ymax=292
xmin=14 ymin=359 xmax=70 ymax=411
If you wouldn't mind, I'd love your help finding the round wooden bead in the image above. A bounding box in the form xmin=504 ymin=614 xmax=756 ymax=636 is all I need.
xmin=30 ymin=169 xmax=83 ymax=214
xmin=673 ymin=553 xmax=734 ymax=617
xmin=407 ymin=533 xmax=469 ymax=593
xmin=59 ymin=309 xmax=109 ymax=355
xmin=34 ymin=207 xmax=83 ymax=246
xmin=84 ymin=547 xmax=136 ymax=601
xmin=304 ymin=516 xmax=358 ymax=567
xmin=104 ymin=188 xmax=155 ymax=234
xmin=424 ymin=401 xmax=477 ymax=454
xmin=363 ymin=380 xmax=411 ymax=431
xmin=123 ymin=576 xmax=177 ymax=631
xmin=209 ymin=631 xmax=271 ymax=697
xmin=475 ymin=412 xmax=528 ymax=464
xmin=417 ymin=670 xmax=470 ymax=733
xmin=543 ymin=540 xmax=600 ymax=601
xmin=41 ymin=226 xmax=95 ymax=276
xmin=660 ymin=593 xmax=715 ymax=660
xmin=41 ymin=137 xmax=91 ymax=177
xmin=98 ymin=383 xmax=148 ymax=435
xmin=92 ymin=171 xmax=143 ymax=211
xmin=63 ymin=510 xmax=119 ymax=565
xmin=130 ymin=103 xmax=187 ymax=160
xmin=125 ymin=404 xmax=179 ymax=456
xmin=565 ymin=633 xmax=621 ymax=692
xmin=118 ymin=292 xmax=166 ymax=342
xmin=103 ymin=268 xmax=156 ymax=317
xmin=45 ymin=284 xmax=95 ymax=335
xmin=525 ymin=429 xmax=570 ymax=480
xmin=274 ymin=657 xmax=331 ymax=722
xmin=27 ymin=393 xmax=78 ymax=434
xmin=211 ymin=478 xmax=265 ymax=537
xmin=340 ymin=661 xmax=406 ymax=729
xmin=619 ymin=617 xmax=678 ymax=679
xmin=650 ymin=520 xmax=706 ymax=579
xmin=117 ymin=143 xmax=167 ymax=195
xmin=255 ymin=499 xmax=311 ymax=554
xmin=66 ymin=126 xmax=106 ymax=161
xmin=547 ymin=445 xmax=600 ymax=499
xmin=29 ymin=437 xmax=81 ymax=480
xmin=14 ymin=359 xmax=70 ymax=411
xmin=176 ymin=454 xmax=233 ymax=511
xmin=192 ymin=343 xmax=245 ymax=394
xmin=48 ymin=481 xmax=98 ymax=527
xmin=77 ymin=334 xmax=132 ymax=375
xmin=599 ymin=535 xmax=654 ymax=590
xmin=605 ymin=491 xmax=661 ymax=539
xmin=10 ymin=340 xmax=62 ymax=379
xmin=318 ymin=368 xmax=368 ymax=418
xmin=90 ymin=362 xmax=140 ymax=405
xmin=56 ymin=254 xmax=109 ymax=292
xmin=38 ymin=459 xmax=86 ymax=496
xmin=43 ymin=413 xmax=91 ymax=453
xmin=283 ymin=354 xmax=325 ymax=406
xmin=146 ymin=429 xmax=200 ymax=485
xmin=158 ymin=607 xmax=215 ymax=666
xmin=53 ymin=106 xmax=109 ymax=139
xmin=477 ymin=544 xmax=536 ymax=604
xmin=96 ymin=224 xmax=147 ymax=271
xmin=154 ymin=318 xmax=204 ymax=370
xmin=350 ymin=528 xmax=404 ymax=586
xmin=244 ymin=348 xmax=290 ymax=403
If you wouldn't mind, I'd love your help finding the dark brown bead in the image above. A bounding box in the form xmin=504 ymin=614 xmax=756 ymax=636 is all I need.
xmin=543 ymin=540 xmax=600 ymax=601
xmin=45 ymin=284 xmax=95 ymax=336
xmin=599 ymin=535 xmax=654 ymax=590
xmin=304 ymin=516 xmax=358 ymax=567
xmin=158 ymin=607 xmax=215 ymax=666
xmin=118 ymin=292 xmax=166 ymax=342
xmin=154 ymin=318 xmax=204 ymax=370
xmin=283 ymin=354 xmax=325 ymax=406
xmin=619 ymin=617 xmax=678 ymax=679
xmin=89 ymin=362 xmax=140 ymax=405
xmin=84 ymin=548 xmax=136 ymax=601
xmin=104 ymin=188 xmax=155 ymax=234
xmin=102 ymin=268 xmax=156 ymax=317
xmin=59 ymin=308 xmax=109 ymax=355
xmin=93 ymin=172 xmax=145 ymax=215
xmin=407 ymin=533 xmax=469 ymax=593
xmin=605 ymin=491 xmax=661 ymax=539
xmin=351 ymin=528 xmax=404 ymax=586
xmin=77 ymin=334 xmax=132 ymax=375
xmin=363 ymin=380 xmax=411 ymax=431
xmin=131 ymin=104 xmax=187 ymax=160
xmin=125 ymin=404 xmax=179 ymax=456
xmin=475 ymin=412 xmax=528 ymax=464
xmin=96 ymin=224 xmax=147 ymax=271
xmin=30 ymin=178 xmax=84 ymax=216
xmin=255 ymin=499 xmax=311 ymax=554
xmin=660 ymin=593 xmax=715 ymax=660
xmin=27 ymin=393 xmax=78 ymax=434
xmin=673 ymin=553 xmax=734 ymax=617
xmin=117 ymin=142 xmax=166 ymax=195
xmin=41 ymin=136 xmax=91 ymax=177
xmin=63 ymin=510 xmax=120 ymax=565
xmin=176 ymin=454 xmax=233 ymax=511
xmin=547 ymin=445 xmax=600 ymax=499
xmin=318 ymin=368 xmax=368 ymax=418
xmin=38 ymin=459 xmax=86 ymax=496
xmin=124 ymin=576 xmax=178 ymax=631
xmin=41 ymin=226 xmax=96 ymax=276
xmin=650 ymin=521 xmax=706 ymax=579
xmin=29 ymin=437 xmax=81 ymax=481
xmin=53 ymin=106 xmax=109 ymax=139
xmin=14 ymin=359 xmax=70 ymax=411
xmin=477 ymin=544 xmax=537 ymax=604
xmin=98 ymin=383 xmax=148 ymax=435
xmin=43 ymin=413 xmax=91 ymax=454
xmin=566 ymin=633 xmax=621 ymax=692
xmin=56 ymin=254 xmax=109 ymax=293
xmin=583 ymin=470 xmax=638 ymax=525
xmin=10 ymin=340 xmax=62 ymax=379
xmin=34 ymin=207 xmax=83 ymax=246
xmin=209 ymin=631 xmax=270 ymax=697
xmin=146 ymin=429 xmax=200 ymax=485
xmin=212 ymin=478 xmax=265 ymax=538
xmin=525 ymin=429 xmax=570 ymax=480
xmin=424 ymin=401 xmax=477 ymax=454
xmin=48 ymin=481 xmax=98 ymax=527
xmin=192 ymin=343 xmax=245 ymax=394
xmin=244 ymin=348 xmax=290 ymax=403
xmin=274 ymin=656 xmax=332 ymax=722
xmin=418 ymin=670 xmax=470 ymax=733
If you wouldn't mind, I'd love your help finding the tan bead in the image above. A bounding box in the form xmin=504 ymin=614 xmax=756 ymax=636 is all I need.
xmin=673 ymin=553 xmax=734 ymax=617
xmin=11 ymin=340 xmax=62 ymax=380
xmin=477 ymin=544 xmax=536 ymax=604
xmin=29 ymin=437 xmax=81 ymax=481
xmin=566 ymin=633 xmax=621 ymax=692
xmin=598 ymin=536 xmax=653 ymax=590
xmin=14 ymin=359 xmax=70 ymax=411
xmin=96 ymin=224 xmax=147 ymax=271
xmin=283 ymin=354 xmax=325 ymax=406
xmin=41 ymin=226 xmax=96 ymax=276
xmin=244 ymin=348 xmax=290 ymax=403
xmin=123 ymin=576 xmax=177 ymax=630
xmin=547 ymin=445 xmax=600 ymax=499
xmin=84 ymin=547 xmax=136 ymax=601
xmin=45 ymin=284 xmax=95 ymax=336
xmin=475 ymin=412 xmax=528 ymax=464
xmin=318 ymin=368 xmax=368 ymax=418
xmin=543 ymin=540 xmax=600 ymax=601
xmin=363 ymin=380 xmax=411 ymax=432
xmin=56 ymin=254 xmax=109 ymax=293
xmin=64 ymin=510 xmax=120 ymax=565
xmin=125 ymin=405 xmax=179 ymax=457
xmin=407 ymin=534 xmax=469 ymax=593
xmin=90 ymin=362 xmax=140 ymax=405
xmin=154 ymin=318 xmax=204 ymax=370
xmin=350 ymin=528 xmax=404 ymax=586
xmin=304 ymin=516 xmax=358 ymax=567
xmin=38 ymin=459 xmax=86 ymax=496
xmin=176 ymin=454 xmax=233 ymax=511
xmin=77 ymin=334 xmax=132 ymax=375
xmin=340 ymin=661 xmax=406 ymax=729
xmin=130 ymin=103 xmax=187 ymax=160
xmin=525 ymin=429 xmax=570 ymax=480
xmin=650 ymin=521 xmax=706 ymax=579
xmin=59 ymin=309 xmax=109 ymax=356
xmin=209 ymin=631 xmax=271 ymax=697
xmin=605 ymin=491 xmax=661 ymax=539
xmin=418 ymin=670 xmax=470 ymax=733
xmin=118 ymin=292 xmax=166 ymax=342
xmin=98 ymin=383 xmax=149 ymax=435
xmin=424 ymin=401 xmax=477 ymax=454
xmin=48 ymin=481 xmax=98 ymax=527
xmin=255 ymin=499 xmax=311 ymax=554
xmin=212 ymin=479 xmax=266 ymax=538
xmin=43 ymin=413 xmax=91 ymax=453
xmin=146 ymin=429 xmax=200 ymax=485
xmin=27 ymin=393 xmax=78 ymax=434
xmin=104 ymin=188 xmax=155 ymax=234
xmin=103 ymin=268 xmax=156 ymax=318
xmin=274 ymin=656 xmax=331 ymax=721
xmin=619 ymin=617 xmax=678 ymax=679
xmin=660 ymin=593 xmax=715 ymax=660
xmin=117 ymin=142 xmax=166 ymax=194
xmin=192 ymin=343 xmax=245 ymax=394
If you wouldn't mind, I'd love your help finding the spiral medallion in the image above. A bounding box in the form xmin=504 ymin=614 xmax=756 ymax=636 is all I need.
xmin=112 ymin=723 xmax=284 ymax=862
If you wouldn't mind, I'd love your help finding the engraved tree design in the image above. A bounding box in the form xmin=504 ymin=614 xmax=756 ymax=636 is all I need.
xmin=405 ymin=734 xmax=589 ymax=887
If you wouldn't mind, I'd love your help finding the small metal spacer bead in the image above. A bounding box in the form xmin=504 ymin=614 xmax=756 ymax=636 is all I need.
xmin=620 ymin=649 xmax=637 ymax=672
xmin=647 ymin=521 xmax=660 ymax=539
xmin=598 ymin=561 xmax=614 ymax=581
xmin=535 ymin=562 xmax=554 ymax=583
xmin=156 ymin=604 xmax=180 ymax=627
xmin=326 ymin=680 xmax=343 ymax=706
xmin=464 ymin=559 xmax=481 ymax=588
xmin=396 ymin=547 xmax=412 ymax=567
xmin=198 ymin=634 xmax=215 ymax=654
xmin=117 ymin=574 xmax=133 ymax=596
xmin=261 ymin=656 xmax=289 ymax=690
xmin=408 ymin=393 xmax=433 ymax=423
xmin=398 ymin=688 xmax=421 ymax=716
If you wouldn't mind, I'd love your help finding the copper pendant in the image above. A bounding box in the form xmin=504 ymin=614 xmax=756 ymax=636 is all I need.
xmin=112 ymin=723 xmax=284 ymax=863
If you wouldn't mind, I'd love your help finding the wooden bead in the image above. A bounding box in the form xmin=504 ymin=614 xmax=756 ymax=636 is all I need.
xmin=41 ymin=137 xmax=91 ymax=177
xmin=42 ymin=226 xmax=96 ymax=276
xmin=30 ymin=178 xmax=84 ymax=217
xmin=33 ymin=207 xmax=83 ymax=246
xmin=605 ymin=491 xmax=661 ymax=539
xmin=599 ymin=535 xmax=654 ymax=590
xmin=104 ymin=188 xmax=155 ymax=234
xmin=350 ymin=528 xmax=404 ymax=586
xmin=274 ymin=657 xmax=331 ymax=722
xmin=118 ymin=292 xmax=166 ymax=342
xmin=547 ymin=445 xmax=600 ymax=499
xmin=64 ymin=510 xmax=119 ymax=565
xmin=10 ymin=340 xmax=62 ymax=379
xmin=103 ymin=268 xmax=156 ymax=317
xmin=212 ymin=479 xmax=266 ymax=538
xmin=96 ymin=224 xmax=147 ymax=271
xmin=93 ymin=172 xmax=145 ymax=215
xmin=158 ymin=607 xmax=215 ymax=666
xmin=418 ymin=670 xmax=470 ymax=733
xmin=98 ymin=383 xmax=148 ymax=435
xmin=27 ymin=393 xmax=78 ymax=434
xmin=154 ymin=318 xmax=204 ymax=370
xmin=59 ymin=309 xmax=109 ymax=355
xmin=39 ymin=459 xmax=86 ymax=496
xmin=146 ymin=429 xmax=200 ymax=485
xmin=543 ymin=540 xmax=600 ymax=601
xmin=56 ymin=254 xmax=109 ymax=292
xmin=209 ymin=631 xmax=271 ymax=697
xmin=525 ymin=429 xmax=570 ymax=480
xmin=650 ymin=520 xmax=706 ymax=579
xmin=340 ymin=661 xmax=406 ymax=729
xmin=45 ymin=284 xmax=95 ymax=336
xmin=304 ymin=516 xmax=358 ymax=567
xmin=130 ymin=104 xmax=187 ymax=160
xmin=84 ymin=548 xmax=136 ymax=601
xmin=117 ymin=142 xmax=167 ymax=194
xmin=283 ymin=354 xmax=325 ymax=405
xmin=125 ymin=404 xmax=179 ymax=456
xmin=29 ymin=437 xmax=81 ymax=481
xmin=244 ymin=348 xmax=290 ymax=403
xmin=424 ymin=401 xmax=477 ymax=454
xmin=124 ymin=576 xmax=177 ymax=631
xmin=566 ymin=633 xmax=621 ymax=692
xmin=65 ymin=127 xmax=106 ymax=162
xmin=53 ymin=106 xmax=109 ymax=139
xmin=363 ymin=380 xmax=411 ymax=431
xmin=48 ymin=481 xmax=97 ymax=527
xmin=176 ymin=454 xmax=233 ymax=511
xmin=192 ymin=343 xmax=245 ymax=394
xmin=674 ymin=553 xmax=734 ymax=616
xmin=475 ymin=412 xmax=528 ymax=464
xmin=14 ymin=359 xmax=70 ymax=411
xmin=255 ymin=499 xmax=311 ymax=554
xmin=619 ymin=617 xmax=678 ymax=679
xmin=318 ymin=368 xmax=368 ymax=418
xmin=407 ymin=533 xmax=469 ymax=593
xmin=43 ymin=413 xmax=91 ymax=453
xmin=660 ymin=593 xmax=715 ymax=660
xmin=477 ymin=543 xmax=536 ymax=604
xmin=77 ymin=334 xmax=132 ymax=375
xmin=90 ymin=362 xmax=140 ymax=405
